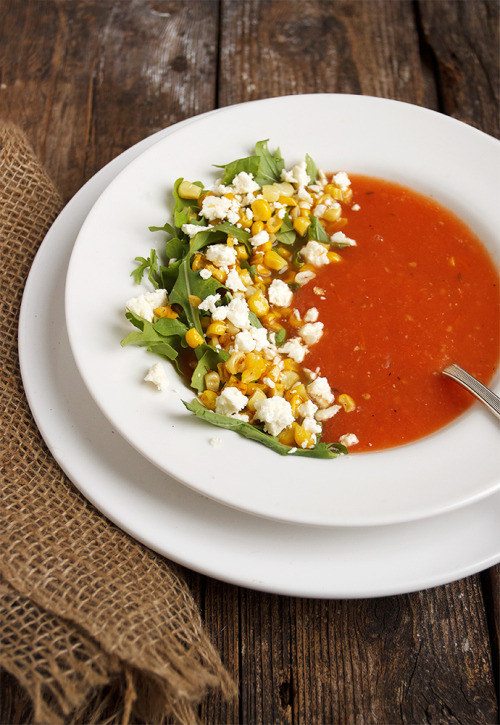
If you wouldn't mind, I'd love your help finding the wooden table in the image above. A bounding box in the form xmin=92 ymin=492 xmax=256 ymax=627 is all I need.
xmin=2 ymin=1 xmax=499 ymax=722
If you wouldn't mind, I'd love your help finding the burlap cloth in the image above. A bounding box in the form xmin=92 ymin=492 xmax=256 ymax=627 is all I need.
xmin=0 ymin=122 xmax=236 ymax=724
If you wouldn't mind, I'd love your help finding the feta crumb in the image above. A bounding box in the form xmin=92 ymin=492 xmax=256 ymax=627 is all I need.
xmin=225 ymin=297 xmax=251 ymax=329
xmin=254 ymin=396 xmax=294 ymax=437
xmin=315 ymin=405 xmax=341 ymax=421
xmin=226 ymin=269 xmax=246 ymax=293
xmin=302 ymin=417 xmax=322 ymax=436
xmin=301 ymin=240 xmax=330 ymax=267
xmin=313 ymin=286 xmax=326 ymax=296
xmin=181 ymin=223 xmax=212 ymax=238
xmin=249 ymin=229 xmax=270 ymax=247
xmin=199 ymin=268 xmax=212 ymax=280
xmin=288 ymin=447 xmax=297 ymax=454
xmin=298 ymin=399 xmax=318 ymax=418
xmin=144 ymin=362 xmax=169 ymax=391
xmin=126 ymin=289 xmax=168 ymax=322
xmin=307 ymin=376 xmax=334 ymax=408
xmin=209 ymin=437 xmax=222 ymax=447
xmin=268 ymin=279 xmax=293 ymax=308
xmin=291 ymin=161 xmax=310 ymax=188
xmin=303 ymin=307 xmax=319 ymax=322
xmin=230 ymin=171 xmax=260 ymax=194
xmin=352 ymin=203 xmax=360 ymax=211
xmin=201 ymin=195 xmax=240 ymax=224
xmin=333 ymin=171 xmax=351 ymax=189
xmin=314 ymin=204 xmax=327 ymax=219
xmin=339 ymin=433 xmax=359 ymax=447
xmin=198 ymin=293 xmax=221 ymax=315
xmin=330 ymin=231 xmax=357 ymax=247
xmin=263 ymin=376 xmax=275 ymax=388
xmin=205 ymin=243 xmax=237 ymax=267
xmin=299 ymin=322 xmax=324 ymax=345
xmin=234 ymin=329 xmax=256 ymax=352
xmin=295 ymin=270 xmax=316 ymax=286
xmin=280 ymin=337 xmax=308 ymax=363
xmin=215 ymin=386 xmax=248 ymax=416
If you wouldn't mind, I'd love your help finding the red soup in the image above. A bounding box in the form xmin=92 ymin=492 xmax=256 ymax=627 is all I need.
xmin=293 ymin=175 xmax=500 ymax=452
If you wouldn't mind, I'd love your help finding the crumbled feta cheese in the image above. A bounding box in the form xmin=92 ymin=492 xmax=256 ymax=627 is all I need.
xmin=249 ymin=229 xmax=270 ymax=248
xmin=302 ymin=417 xmax=322 ymax=436
xmin=205 ymin=243 xmax=237 ymax=268
xmin=199 ymin=268 xmax=212 ymax=280
xmin=268 ymin=279 xmax=293 ymax=308
xmin=291 ymin=161 xmax=310 ymax=188
xmin=230 ymin=171 xmax=260 ymax=194
xmin=333 ymin=171 xmax=351 ymax=189
xmin=315 ymin=405 xmax=341 ymax=421
xmin=126 ymin=289 xmax=168 ymax=322
xmin=303 ymin=307 xmax=319 ymax=322
xmin=295 ymin=270 xmax=316 ymax=286
xmin=314 ymin=204 xmax=327 ymax=219
xmin=297 ymin=188 xmax=313 ymax=204
xmin=299 ymin=321 xmax=324 ymax=345
xmin=209 ymin=437 xmax=222 ymax=447
xmin=198 ymin=293 xmax=221 ymax=315
xmin=280 ymin=337 xmax=308 ymax=363
xmin=313 ymin=286 xmax=326 ymax=297
xmin=234 ymin=329 xmax=256 ymax=352
xmin=339 ymin=433 xmax=359 ymax=447
xmin=330 ymin=231 xmax=357 ymax=247
xmin=249 ymin=326 xmax=271 ymax=351
xmin=226 ymin=269 xmax=246 ymax=293
xmin=225 ymin=297 xmax=251 ymax=329
xmin=352 ymin=203 xmax=360 ymax=211
xmin=307 ymin=376 xmax=334 ymax=408
xmin=277 ymin=207 xmax=286 ymax=219
xmin=144 ymin=362 xmax=169 ymax=391
xmin=263 ymin=376 xmax=275 ymax=388
xmin=298 ymin=399 xmax=318 ymax=418
xmin=254 ymin=396 xmax=294 ymax=437
xmin=201 ymin=195 xmax=240 ymax=224
xmin=301 ymin=240 xmax=330 ymax=267
xmin=215 ymin=386 xmax=248 ymax=416
xmin=181 ymin=223 xmax=211 ymax=238
xmin=288 ymin=447 xmax=297 ymax=454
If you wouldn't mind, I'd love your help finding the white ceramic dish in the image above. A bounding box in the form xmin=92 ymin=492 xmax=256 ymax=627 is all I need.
xmin=19 ymin=111 xmax=500 ymax=598
xmin=65 ymin=95 xmax=500 ymax=527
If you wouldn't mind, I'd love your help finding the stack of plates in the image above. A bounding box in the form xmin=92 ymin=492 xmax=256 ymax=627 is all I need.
xmin=19 ymin=95 xmax=500 ymax=598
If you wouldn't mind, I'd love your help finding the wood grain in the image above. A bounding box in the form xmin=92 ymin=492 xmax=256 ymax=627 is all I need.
xmin=1 ymin=0 xmax=499 ymax=723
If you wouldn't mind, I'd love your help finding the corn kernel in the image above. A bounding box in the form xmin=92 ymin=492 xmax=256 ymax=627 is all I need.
xmin=293 ymin=423 xmax=315 ymax=449
xmin=188 ymin=294 xmax=202 ymax=308
xmin=204 ymin=371 xmax=221 ymax=392
xmin=238 ymin=212 xmax=253 ymax=229
xmin=236 ymin=245 xmax=249 ymax=260
xmin=262 ymin=185 xmax=281 ymax=203
xmin=251 ymin=220 xmax=265 ymax=236
xmin=191 ymin=253 xmax=204 ymax=271
xmin=178 ymin=180 xmax=202 ymax=200
xmin=199 ymin=390 xmax=217 ymax=410
xmin=206 ymin=321 xmax=226 ymax=336
xmin=293 ymin=216 xmax=311 ymax=236
xmin=263 ymin=249 xmax=288 ymax=271
xmin=327 ymin=251 xmax=342 ymax=263
xmin=241 ymin=354 xmax=267 ymax=383
xmin=260 ymin=240 xmax=274 ymax=252
xmin=185 ymin=327 xmax=204 ymax=348
xmin=225 ymin=351 xmax=246 ymax=375
xmin=322 ymin=206 xmax=342 ymax=223
xmin=205 ymin=263 xmax=226 ymax=282
xmin=154 ymin=305 xmax=178 ymax=319
xmin=277 ymin=246 xmax=292 ymax=260
xmin=338 ymin=393 xmax=356 ymax=412
xmin=278 ymin=426 xmax=296 ymax=447
xmin=248 ymin=290 xmax=270 ymax=316
xmin=247 ymin=389 xmax=267 ymax=412
xmin=251 ymin=198 xmax=272 ymax=222
xmin=266 ymin=215 xmax=283 ymax=234
xmin=281 ymin=370 xmax=300 ymax=389
xmin=278 ymin=195 xmax=297 ymax=207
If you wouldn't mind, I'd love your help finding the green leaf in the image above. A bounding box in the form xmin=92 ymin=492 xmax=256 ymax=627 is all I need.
xmin=153 ymin=316 xmax=189 ymax=337
xmin=253 ymin=140 xmax=285 ymax=185
xmin=168 ymin=257 xmax=222 ymax=332
xmin=274 ymin=328 xmax=286 ymax=346
xmin=172 ymin=177 xmax=204 ymax=228
xmin=248 ymin=311 xmax=263 ymax=328
xmin=274 ymin=213 xmax=296 ymax=245
xmin=216 ymin=155 xmax=260 ymax=185
xmin=164 ymin=236 xmax=188 ymax=260
xmin=307 ymin=214 xmax=330 ymax=244
xmin=305 ymin=153 xmax=318 ymax=184
xmin=131 ymin=249 xmax=160 ymax=287
xmin=190 ymin=345 xmax=229 ymax=393
xmin=149 ymin=222 xmax=177 ymax=236
xmin=183 ymin=399 xmax=347 ymax=458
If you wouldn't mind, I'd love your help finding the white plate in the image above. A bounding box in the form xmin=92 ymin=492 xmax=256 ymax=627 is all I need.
xmin=19 ymin=113 xmax=500 ymax=597
xmin=65 ymin=95 xmax=500 ymax=527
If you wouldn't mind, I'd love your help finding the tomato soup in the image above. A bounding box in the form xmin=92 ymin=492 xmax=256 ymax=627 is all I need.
xmin=293 ymin=176 xmax=500 ymax=452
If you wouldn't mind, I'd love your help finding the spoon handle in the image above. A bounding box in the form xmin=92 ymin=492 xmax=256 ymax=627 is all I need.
xmin=443 ymin=363 xmax=500 ymax=420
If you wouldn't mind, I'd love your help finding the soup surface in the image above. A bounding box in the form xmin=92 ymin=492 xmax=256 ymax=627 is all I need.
xmin=293 ymin=175 xmax=500 ymax=452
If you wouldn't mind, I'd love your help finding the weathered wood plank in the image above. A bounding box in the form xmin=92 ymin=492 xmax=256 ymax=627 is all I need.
xmin=0 ymin=0 xmax=219 ymax=199
xmin=417 ymin=0 xmax=500 ymax=137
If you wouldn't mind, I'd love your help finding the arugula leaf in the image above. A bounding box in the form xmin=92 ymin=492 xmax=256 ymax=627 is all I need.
xmin=121 ymin=317 xmax=179 ymax=359
xmin=248 ymin=311 xmax=263 ymax=328
xmin=216 ymin=156 xmax=260 ymax=185
xmin=183 ymin=399 xmax=347 ymax=458
xmin=305 ymin=153 xmax=318 ymax=184
xmin=253 ymin=140 xmax=285 ymax=185
xmin=307 ymin=214 xmax=330 ymax=244
xmin=168 ymin=258 xmax=222 ymax=332
xmin=149 ymin=222 xmax=177 ymax=236
xmin=212 ymin=221 xmax=250 ymax=245
xmin=275 ymin=213 xmax=296 ymax=245
xmin=274 ymin=328 xmax=286 ymax=346
xmin=164 ymin=236 xmax=188 ymax=260
xmin=131 ymin=249 xmax=160 ymax=287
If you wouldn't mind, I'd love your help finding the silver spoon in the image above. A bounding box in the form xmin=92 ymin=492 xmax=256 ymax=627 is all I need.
xmin=442 ymin=363 xmax=500 ymax=420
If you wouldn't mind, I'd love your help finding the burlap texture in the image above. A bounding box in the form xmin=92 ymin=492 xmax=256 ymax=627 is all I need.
xmin=0 ymin=122 xmax=236 ymax=724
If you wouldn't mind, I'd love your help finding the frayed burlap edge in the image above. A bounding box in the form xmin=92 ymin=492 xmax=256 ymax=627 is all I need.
xmin=0 ymin=121 xmax=236 ymax=724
